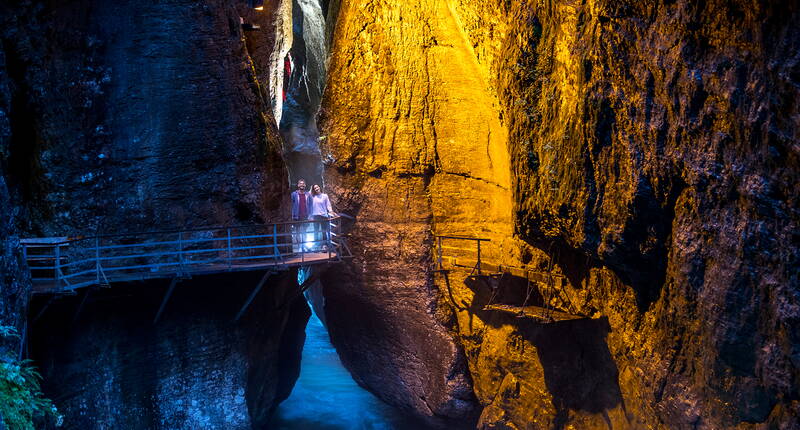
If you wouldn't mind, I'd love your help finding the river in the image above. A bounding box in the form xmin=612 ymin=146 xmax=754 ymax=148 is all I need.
xmin=271 ymin=308 xmax=432 ymax=430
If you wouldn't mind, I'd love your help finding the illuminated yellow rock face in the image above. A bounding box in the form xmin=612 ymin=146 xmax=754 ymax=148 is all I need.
xmin=322 ymin=0 xmax=515 ymax=249
xmin=318 ymin=0 xmax=529 ymax=426
xmin=320 ymin=0 xmax=799 ymax=429
xmin=317 ymin=0 xmax=519 ymax=426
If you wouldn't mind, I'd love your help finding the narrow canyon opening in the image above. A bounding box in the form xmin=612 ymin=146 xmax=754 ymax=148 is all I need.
xmin=278 ymin=0 xmax=328 ymax=187
xmin=271 ymin=1 xmax=435 ymax=427
xmin=271 ymin=295 xmax=430 ymax=429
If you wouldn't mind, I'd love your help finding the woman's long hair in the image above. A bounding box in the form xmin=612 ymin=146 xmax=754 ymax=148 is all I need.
xmin=311 ymin=184 xmax=322 ymax=196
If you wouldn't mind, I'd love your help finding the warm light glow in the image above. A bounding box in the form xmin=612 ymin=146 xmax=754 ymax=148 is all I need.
xmin=254 ymin=6 xmax=263 ymax=10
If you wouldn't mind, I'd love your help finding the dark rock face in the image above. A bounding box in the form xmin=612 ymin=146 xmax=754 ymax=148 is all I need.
xmin=1 ymin=1 xmax=310 ymax=428
xmin=0 ymin=45 xmax=29 ymax=354
xmin=0 ymin=0 xmax=287 ymax=235
xmin=31 ymin=270 xmax=310 ymax=430
xmin=0 ymin=160 xmax=28 ymax=356
xmin=280 ymin=0 xmax=329 ymax=185
xmin=497 ymin=0 xmax=800 ymax=428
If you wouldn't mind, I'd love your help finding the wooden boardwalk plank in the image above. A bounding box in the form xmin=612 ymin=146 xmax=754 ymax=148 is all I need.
xmin=483 ymin=303 xmax=587 ymax=322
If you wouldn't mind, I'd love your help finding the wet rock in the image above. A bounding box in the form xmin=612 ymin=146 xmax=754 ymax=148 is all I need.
xmin=318 ymin=0 xmax=517 ymax=426
xmin=279 ymin=0 xmax=329 ymax=186
xmin=31 ymin=270 xmax=310 ymax=429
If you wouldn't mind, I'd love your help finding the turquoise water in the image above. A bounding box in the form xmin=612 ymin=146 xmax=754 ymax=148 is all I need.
xmin=271 ymin=310 xmax=430 ymax=430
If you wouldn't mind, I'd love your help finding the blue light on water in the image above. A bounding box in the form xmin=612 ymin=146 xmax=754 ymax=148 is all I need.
xmin=271 ymin=310 xmax=430 ymax=430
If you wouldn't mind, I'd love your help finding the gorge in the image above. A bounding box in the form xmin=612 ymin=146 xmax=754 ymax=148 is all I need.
xmin=0 ymin=0 xmax=798 ymax=429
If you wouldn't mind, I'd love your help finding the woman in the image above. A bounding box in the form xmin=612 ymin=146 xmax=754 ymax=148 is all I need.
xmin=308 ymin=184 xmax=335 ymax=251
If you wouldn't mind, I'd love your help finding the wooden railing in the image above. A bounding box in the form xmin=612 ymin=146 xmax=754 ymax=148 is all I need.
xmin=22 ymin=216 xmax=352 ymax=293
xmin=433 ymin=233 xmax=582 ymax=320
xmin=434 ymin=235 xmax=491 ymax=275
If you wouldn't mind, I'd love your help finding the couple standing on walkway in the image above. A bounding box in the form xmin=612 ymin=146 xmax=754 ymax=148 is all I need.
xmin=290 ymin=179 xmax=335 ymax=252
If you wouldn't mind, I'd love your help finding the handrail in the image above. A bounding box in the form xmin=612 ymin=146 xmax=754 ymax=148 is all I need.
xmin=433 ymin=235 xmax=491 ymax=242
xmin=434 ymin=234 xmax=490 ymax=274
xmin=433 ymin=234 xmax=579 ymax=318
xmin=21 ymin=217 xmax=353 ymax=293
xmin=38 ymin=215 xmax=351 ymax=243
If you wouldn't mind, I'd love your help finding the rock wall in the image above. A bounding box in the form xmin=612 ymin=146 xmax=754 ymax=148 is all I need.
xmin=0 ymin=0 xmax=287 ymax=235
xmin=318 ymin=0 xmax=521 ymax=426
xmin=31 ymin=270 xmax=310 ymax=429
xmin=320 ymin=0 xmax=799 ymax=429
xmin=0 ymin=41 xmax=29 ymax=355
xmin=495 ymin=1 xmax=799 ymax=428
xmin=1 ymin=1 xmax=310 ymax=428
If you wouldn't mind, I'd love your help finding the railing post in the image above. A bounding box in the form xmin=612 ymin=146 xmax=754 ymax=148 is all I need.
xmin=227 ymin=228 xmax=232 ymax=269
xmin=54 ymin=244 xmax=61 ymax=291
xmin=476 ymin=240 xmax=482 ymax=275
xmin=95 ymin=237 xmax=101 ymax=283
xmin=178 ymin=231 xmax=184 ymax=273
xmin=327 ymin=216 xmax=332 ymax=260
xmin=437 ymin=236 xmax=443 ymax=270
xmin=273 ymin=224 xmax=279 ymax=260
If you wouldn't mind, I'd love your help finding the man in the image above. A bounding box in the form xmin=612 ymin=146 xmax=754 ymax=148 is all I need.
xmin=290 ymin=179 xmax=312 ymax=252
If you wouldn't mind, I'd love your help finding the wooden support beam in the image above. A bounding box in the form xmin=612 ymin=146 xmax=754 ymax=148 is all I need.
xmin=483 ymin=303 xmax=587 ymax=322
xmin=33 ymin=296 xmax=55 ymax=322
xmin=18 ymin=320 xmax=27 ymax=361
xmin=72 ymin=287 xmax=92 ymax=323
xmin=234 ymin=271 xmax=272 ymax=322
xmin=153 ymin=278 xmax=179 ymax=324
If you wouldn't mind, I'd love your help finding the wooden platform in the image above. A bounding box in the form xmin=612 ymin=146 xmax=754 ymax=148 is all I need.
xmin=483 ymin=304 xmax=587 ymax=323
xmin=439 ymin=256 xmax=567 ymax=289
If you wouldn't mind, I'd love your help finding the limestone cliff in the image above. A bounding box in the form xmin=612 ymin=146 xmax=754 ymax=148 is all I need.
xmin=318 ymin=0 xmax=521 ymax=426
xmin=319 ymin=0 xmax=799 ymax=429
xmin=495 ymin=1 xmax=799 ymax=428
xmin=0 ymin=1 xmax=309 ymax=427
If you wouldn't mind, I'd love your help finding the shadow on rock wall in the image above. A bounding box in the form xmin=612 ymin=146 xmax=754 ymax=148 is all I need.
xmin=521 ymin=317 xmax=624 ymax=430
xmin=462 ymin=275 xmax=624 ymax=429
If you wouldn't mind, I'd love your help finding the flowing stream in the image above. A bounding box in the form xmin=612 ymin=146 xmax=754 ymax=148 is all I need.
xmin=271 ymin=308 xmax=429 ymax=429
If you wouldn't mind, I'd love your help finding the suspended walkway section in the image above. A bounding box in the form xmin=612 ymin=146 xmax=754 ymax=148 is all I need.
xmin=22 ymin=216 xmax=352 ymax=295
xmin=434 ymin=234 xmax=586 ymax=323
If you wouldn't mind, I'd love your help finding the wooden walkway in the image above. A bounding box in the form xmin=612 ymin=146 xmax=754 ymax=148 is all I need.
xmin=434 ymin=234 xmax=586 ymax=322
xmin=22 ymin=217 xmax=352 ymax=295
xmin=483 ymin=304 xmax=587 ymax=323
